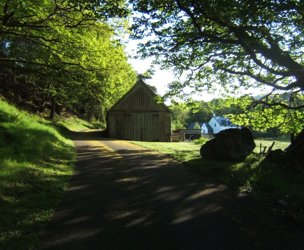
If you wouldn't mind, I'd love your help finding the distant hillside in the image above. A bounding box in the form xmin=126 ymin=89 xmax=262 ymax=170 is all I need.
xmin=253 ymin=92 xmax=291 ymax=101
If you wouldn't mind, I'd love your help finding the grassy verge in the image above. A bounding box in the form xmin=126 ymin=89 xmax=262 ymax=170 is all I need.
xmin=54 ymin=116 xmax=105 ymax=132
xmin=0 ymin=99 xmax=75 ymax=249
xmin=132 ymin=139 xmax=304 ymax=220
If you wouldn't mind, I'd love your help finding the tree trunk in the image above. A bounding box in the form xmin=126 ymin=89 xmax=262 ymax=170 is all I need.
xmin=86 ymin=103 xmax=95 ymax=122
xmin=290 ymin=132 xmax=295 ymax=144
xmin=49 ymin=97 xmax=56 ymax=120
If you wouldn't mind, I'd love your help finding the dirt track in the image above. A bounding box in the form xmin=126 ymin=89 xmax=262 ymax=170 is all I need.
xmin=40 ymin=135 xmax=304 ymax=250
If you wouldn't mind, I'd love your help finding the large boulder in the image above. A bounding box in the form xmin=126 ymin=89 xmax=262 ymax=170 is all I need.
xmin=264 ymin=129 xmax=304 ymax=171
xmin=284 ymin=129 xmax=304 ymax=166
xmin=200 ymin=127 xmax=255 ymax=162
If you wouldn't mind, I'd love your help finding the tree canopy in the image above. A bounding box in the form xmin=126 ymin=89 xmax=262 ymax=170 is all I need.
xmin=0 ymin=0 xmax=136 ymax=121
xmin=130 ymin=0 xmax=304 ymax=133
xmin=169 ymin=98 xmax=242 ymax=130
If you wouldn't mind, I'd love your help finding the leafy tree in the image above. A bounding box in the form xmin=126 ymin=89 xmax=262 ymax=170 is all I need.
xmin=187 ymin=101 xmax=213 ymax=122
xmin=169 ymin=100 xmax=213 ymax=130
xmin=0 ymin=0 xmax=136 ymax=120
xmin=169 ymin=101 xmax=190 ymax=130
xmin=193 ymin=122 xmax=201 ymax=129
xmin=209 ymin=98 xmax=242 ymax=117
xmin=130 ymin=0 xmax=304 ymax=134
xmin=226 ymin=95 xmax=304 ymax=136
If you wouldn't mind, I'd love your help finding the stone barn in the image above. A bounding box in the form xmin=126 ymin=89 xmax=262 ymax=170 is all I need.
xmin=106 ymin=80 xmax=171 ymax=141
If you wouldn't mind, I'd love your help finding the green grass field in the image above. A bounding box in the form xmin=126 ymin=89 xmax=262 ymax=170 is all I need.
xmin=133 ymin=138 xmax=290 ymax=163
xmin=132 ymin=139 xmax=304 ymax=221
xmin=132 ymin=141 xmax=201 ymax=162
xmin=0 ymin=99 xmax=75 ymax=249
xmin=254 ymin=138 xmax=290 ymax=153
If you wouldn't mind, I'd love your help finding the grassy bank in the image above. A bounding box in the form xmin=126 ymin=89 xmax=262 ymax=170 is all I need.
xmin=54 ymin=116 xmax=102 ymax=132
xmin=132 ymin=139 xmax=304 ymax=220
xmin=0 ymin=99 xmax=75 ymax=249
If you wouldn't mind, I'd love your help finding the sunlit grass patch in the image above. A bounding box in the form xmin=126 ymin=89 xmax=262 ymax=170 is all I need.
xmin=0 ymin=99 xmax=75 ymax=249
xmin=254 ymin=139 xmax=290 ymax=153
xmin=53 ymin=115 xmax=105 ymax=133
xmin=131 ymin=141 xmax=201 ymax=162
xmin=54 ymin=116 xmax=95 ymax=131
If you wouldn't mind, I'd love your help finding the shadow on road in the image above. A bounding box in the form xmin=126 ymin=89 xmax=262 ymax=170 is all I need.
xmin=40 ymin=138 xmax=304 ymax=250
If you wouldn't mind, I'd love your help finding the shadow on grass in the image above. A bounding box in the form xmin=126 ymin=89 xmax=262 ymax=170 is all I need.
xmin=0 ymin=148 xmax=74 ymax=249
xmin=185 ymin=153 xmax=304 ymax=226
xmin=0 ymin=171 xmax=72 ymax=250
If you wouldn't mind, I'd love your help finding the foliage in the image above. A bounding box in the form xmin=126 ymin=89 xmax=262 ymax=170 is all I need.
xmin=0 ymin=0 xmax=136 ymax=121
xmin=170 ymin=100 xmax=213 ymax=129
xmin=193 ymin=121 xmax=201 ymax=129
xmin=225 ymin=96 xmax=304 ymax=134
xmin=130 ymin=0 xmax=304 ymax=132
xmin=209 ymin=98 xmax=242 ymax=116
xmin=0 ymin=99 xmax=75 ymax=249
xmin=169 ymin=98 xmax=242 ymax=130
xmin=169 ymin=102 xmax=190 ymax=129
xmin=170 ymin=95 xmax=304 ymax=135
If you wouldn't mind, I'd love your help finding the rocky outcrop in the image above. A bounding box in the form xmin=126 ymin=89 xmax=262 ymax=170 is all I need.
xmin=200 ymin=127 xmax=255 ymax=162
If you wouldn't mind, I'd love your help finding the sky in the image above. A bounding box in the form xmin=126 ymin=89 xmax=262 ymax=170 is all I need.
xmin=125 ymin=39 xmax=270 ymax=102
xmin=125 ymin=39 xmax=217 ymax=101
xmin=125 ymin=40 xmax=172 ymax=96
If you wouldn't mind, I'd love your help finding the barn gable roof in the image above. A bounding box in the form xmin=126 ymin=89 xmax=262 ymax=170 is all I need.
xmin=108 ymin=79 xmax=170 ymax=112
